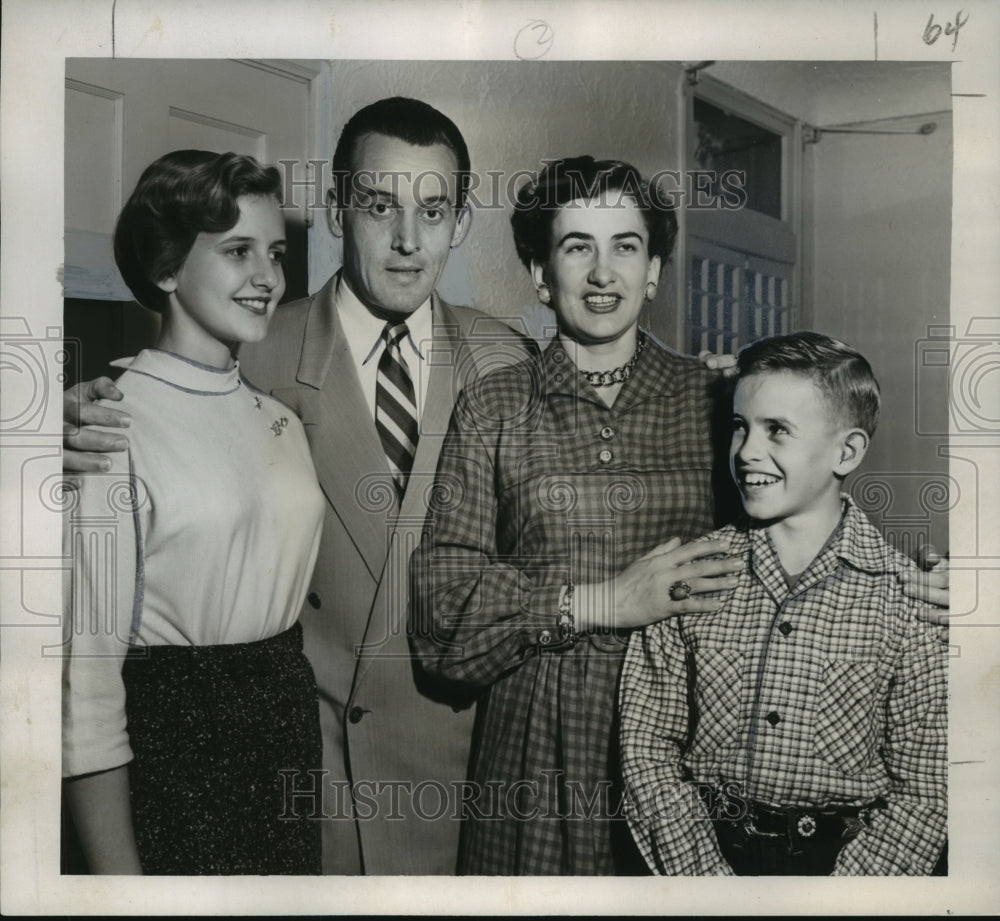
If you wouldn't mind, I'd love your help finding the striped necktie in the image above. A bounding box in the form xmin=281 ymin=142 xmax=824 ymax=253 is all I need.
xmin=375 ymin=321 xmax=419 ymax=497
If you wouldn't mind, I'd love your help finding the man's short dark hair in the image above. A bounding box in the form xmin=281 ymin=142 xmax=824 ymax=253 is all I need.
xmin=509 ymin=155 xmax=677 ymax=271
xmin=737 ymin=331 xmax=881 ymax=436
xmin=331 ymin=96 xmax=472 ymax=210
xmin=113 ymin=149 xmax=282 ymax=313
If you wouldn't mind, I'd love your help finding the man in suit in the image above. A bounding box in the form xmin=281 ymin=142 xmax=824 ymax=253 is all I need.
xmin=238 ymin=97 xmax=536 ymax=873
xmin=63 ymin=97 xmax=535 ymax=875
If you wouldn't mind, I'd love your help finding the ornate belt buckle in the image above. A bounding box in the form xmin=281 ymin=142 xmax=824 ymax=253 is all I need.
xmin=795 ymin=814 xmax=817 ymax=839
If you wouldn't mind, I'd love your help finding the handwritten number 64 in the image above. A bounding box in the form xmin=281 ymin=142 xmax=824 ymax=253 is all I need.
xmin=923 ymin=10 xmax=969 ymax=51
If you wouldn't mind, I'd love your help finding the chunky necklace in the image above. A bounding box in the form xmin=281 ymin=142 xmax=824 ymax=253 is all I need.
xmin=580 ymin=332 xmax=648 ymax=387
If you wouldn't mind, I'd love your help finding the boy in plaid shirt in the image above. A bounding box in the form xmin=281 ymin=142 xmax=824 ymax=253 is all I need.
xmin=619 ymin=332 xmax=947 ymax=875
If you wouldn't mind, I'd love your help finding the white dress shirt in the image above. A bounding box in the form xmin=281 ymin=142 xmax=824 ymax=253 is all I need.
xmin=335 ymin=277 xmax=433 ymax=424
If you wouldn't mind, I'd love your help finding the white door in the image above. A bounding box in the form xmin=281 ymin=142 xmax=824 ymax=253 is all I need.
xmin=64 ymin=58 xmax=323 ymax=302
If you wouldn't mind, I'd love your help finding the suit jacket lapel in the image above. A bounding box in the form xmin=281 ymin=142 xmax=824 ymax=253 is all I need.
xmin=298 ymin=274 xmax=393 ymax=582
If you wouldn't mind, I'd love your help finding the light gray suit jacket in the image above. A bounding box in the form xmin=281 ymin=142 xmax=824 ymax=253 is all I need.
xmin=240 ymin=274 xmax=535 ymax=873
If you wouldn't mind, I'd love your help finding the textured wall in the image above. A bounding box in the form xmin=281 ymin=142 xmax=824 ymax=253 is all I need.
xmin=321 ymin=60 xmax=686 ymax=342
xmin=706 ymin=62 xmax=952 ymax=550
xmin=804 ymin=112 xmax=952 ymax=551
xmin=318 ymin=60 xmax=952 ymax=549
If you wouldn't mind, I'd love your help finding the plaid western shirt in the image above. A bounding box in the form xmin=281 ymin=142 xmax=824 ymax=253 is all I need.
xmin=409 ymin=336 xmax=722 ymax=874
xmin=620 ymin=497 xmax=948 ymax=875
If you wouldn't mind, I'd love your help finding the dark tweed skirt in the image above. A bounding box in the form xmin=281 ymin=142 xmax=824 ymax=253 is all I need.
xmin=122 ymin=621 xmax=321 ymax=875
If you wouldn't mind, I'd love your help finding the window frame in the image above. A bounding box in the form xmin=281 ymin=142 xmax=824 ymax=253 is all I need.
xmin=671 ymin=74 xmax=804 ymax=352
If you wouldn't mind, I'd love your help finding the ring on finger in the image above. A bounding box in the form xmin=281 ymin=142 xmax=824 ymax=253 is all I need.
xmin=669 ymin=580 xmax=692 ymax=601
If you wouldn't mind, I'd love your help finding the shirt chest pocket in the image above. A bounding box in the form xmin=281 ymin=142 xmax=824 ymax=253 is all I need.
xmin=687 ymin=648 xmax=744 ymax=760
xmin=813 ymin=659 xmax=881 ymax=776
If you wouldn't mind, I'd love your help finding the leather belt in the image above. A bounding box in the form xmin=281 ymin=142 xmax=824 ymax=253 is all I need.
xmin=706 ymin=788 xmax=886 ymax=845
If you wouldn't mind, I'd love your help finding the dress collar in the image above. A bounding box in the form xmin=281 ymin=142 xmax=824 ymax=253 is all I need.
xmin=539 ymin=331 xmax=687 ymax=408
xmin=113 ymin=348 xmax=242 ymax=395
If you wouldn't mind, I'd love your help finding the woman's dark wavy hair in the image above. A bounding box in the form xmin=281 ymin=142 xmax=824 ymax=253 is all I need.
xmin=510 ymin=156 xmax=677 ymax=271
xmin=113 ymin=149 xmax=283 ymax=312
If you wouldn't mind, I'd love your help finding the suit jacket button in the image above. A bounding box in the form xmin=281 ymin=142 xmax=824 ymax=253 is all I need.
xmin=307 ymin=592 xmax=321 ymax=609
xmin=348 ymin=706 xmax=364 ymax=724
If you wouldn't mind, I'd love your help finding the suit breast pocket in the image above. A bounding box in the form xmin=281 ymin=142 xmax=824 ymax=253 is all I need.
xmin=813 ymin=659 xmax=880 ymax=776
xmin=687 ymin=648 xmax=744 ymax=761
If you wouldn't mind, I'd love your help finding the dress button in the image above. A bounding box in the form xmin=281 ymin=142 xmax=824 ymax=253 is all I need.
xmin=600 ymin=425 xmax=615 ymax=440
xmin=778 ymin=622 xmax=793 ymax=636
xmin=598 ymin=449 xmax=613 ymax=464
xmin=766 ymin=711 xmax=781 ymax=726
xmin=307 ymin=592 xmax=321 ymax=609
xmin=538 ymin=629 xmax=553 ymax=646
xmin=348 ymin=706 xmax=365 ymax=724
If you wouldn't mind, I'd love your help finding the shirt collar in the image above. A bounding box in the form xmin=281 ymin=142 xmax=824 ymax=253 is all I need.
xmin=336 ymin=275 xmax=433 ymax=365
xmin=829 ymin=494 xmax=900 ymax=575
xmin=743 ymin=494 xmax=898 ymax=593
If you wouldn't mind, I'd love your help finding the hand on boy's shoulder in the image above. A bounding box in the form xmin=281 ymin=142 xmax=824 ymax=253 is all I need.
xmin=896 ymin=563 xmax=950 ymax=633
xmin=900 ymin=544 xmax=950 ymax=624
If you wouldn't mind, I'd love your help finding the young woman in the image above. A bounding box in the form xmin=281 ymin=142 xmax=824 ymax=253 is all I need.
xmin=62 ymin=150 xmax=325 ymax=874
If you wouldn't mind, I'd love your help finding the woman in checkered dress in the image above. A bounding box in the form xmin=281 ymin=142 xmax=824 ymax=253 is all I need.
xmin=409 ymin=156 xmax=744 ymax=875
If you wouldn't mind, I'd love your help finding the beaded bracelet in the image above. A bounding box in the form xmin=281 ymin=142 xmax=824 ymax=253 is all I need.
xmin=556 ymin=582 xmax=578 ymax=647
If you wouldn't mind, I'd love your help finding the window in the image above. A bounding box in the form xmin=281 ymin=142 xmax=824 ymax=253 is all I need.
xmin=682 ymin=78 xmax=801 ymax=355
xmin=693 ymin=97 xmax=783 ymax=219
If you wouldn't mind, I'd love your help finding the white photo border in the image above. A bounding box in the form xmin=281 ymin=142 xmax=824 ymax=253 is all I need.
xmin=2 ymin=0 xmax=998 ymax=914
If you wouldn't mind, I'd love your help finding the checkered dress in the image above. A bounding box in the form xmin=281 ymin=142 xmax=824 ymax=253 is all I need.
xmin=619 ymin=498 xmax=948 ymax=875
xmin=409 ymin=337 xmax=719 ymax=874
